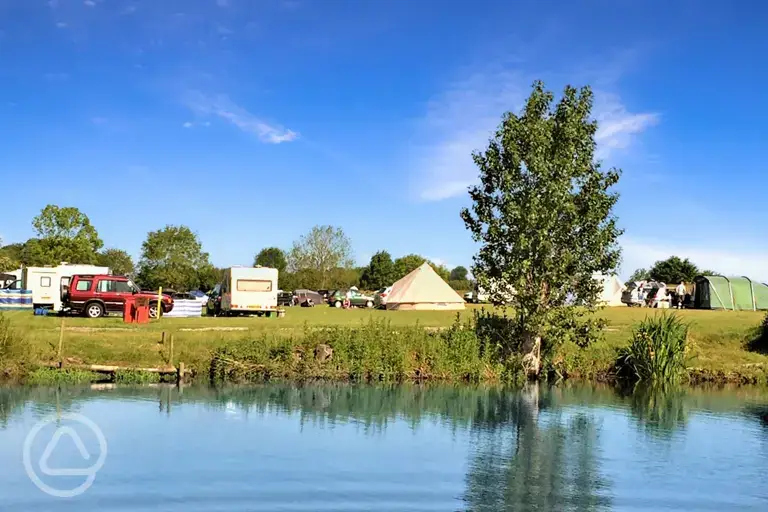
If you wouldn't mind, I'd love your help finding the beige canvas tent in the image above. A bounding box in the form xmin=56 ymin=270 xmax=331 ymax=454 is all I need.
xmin=593 ymin=273 xmax=626 ymax=306
xmin=386 ymin=263 xmax=465 ymax=310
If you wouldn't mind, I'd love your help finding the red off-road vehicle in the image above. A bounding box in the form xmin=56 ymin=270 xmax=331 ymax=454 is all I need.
xmin=66 ymin=274 xmax=174 ymax=319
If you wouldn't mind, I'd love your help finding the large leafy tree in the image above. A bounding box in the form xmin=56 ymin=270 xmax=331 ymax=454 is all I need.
xmin=28 ymin=205 xmax=103 ymax=265
xmin=254 ymin=247 xmax=288 ymax=273
xmin=359 ymin=251 xmax=397 ymax=290
xmin=648 ymin=256 xmax=699 ymax=283
xmin=461 ymin=81 xmax=622 ymax=377
xmin=0 ymin=239 xmax=20 ymax=272
xmin=288 ymin=225 xmax=353 ymax=288
xmin=627 ymin=267 xmax=650 ymax=283
xmin=97 ymin=249 xmax=135 ymax=276
xmin=136 ymin=225 xmax=211 ymax=291
xmin=450 ymin=266 xmax=469 ymax=281
xmin=393 ymin=254 xmax=451 ymax=281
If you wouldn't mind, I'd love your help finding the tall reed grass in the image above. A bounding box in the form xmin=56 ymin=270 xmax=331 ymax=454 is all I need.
xmin=0 ymin=313 xmax=31 ymax=379
xmin=618 ymin=313 xmax=689 ymax=384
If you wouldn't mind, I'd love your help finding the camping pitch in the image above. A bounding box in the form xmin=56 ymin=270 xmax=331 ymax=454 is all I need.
xmin=386 ymin=263 xmax=465 ymax=311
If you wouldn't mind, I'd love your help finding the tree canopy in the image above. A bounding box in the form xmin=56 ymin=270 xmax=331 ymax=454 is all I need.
xmin=288 ymin=225 xmax=353 ymax=289
xmin=254 ymin=247 xmax=288 ymax=273
xmin=461 ymin=81 xmax=622 ymax=376
xmin=450 ymin=266 xmax=468 ymax=281
xmin=359 ymin=251 xmax=397 ymax=290
xmin=627 ymin=268 xmax=651 ymax=283
xmin=136 ymin=225 xmax=211 ymax=291
xmin=648 ymin=256 xmax=700 ymax=283
xmin=27 ymin=205 xmax=103 ymax=265
xmin=393 ymin=254 xmax=450 ymax=282
xmin=97 ymin=249 xmax=135 ymax=276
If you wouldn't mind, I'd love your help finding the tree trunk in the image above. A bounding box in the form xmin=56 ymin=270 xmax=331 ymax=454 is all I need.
xmin=521 ymin=333 xmax=541 ymax=379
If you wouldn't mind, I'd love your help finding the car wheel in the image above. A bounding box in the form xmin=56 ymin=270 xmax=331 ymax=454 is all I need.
xmin=149 ymin=302 xmax=161 ymax=319
xmin=365 ymin=300 xmax=373 ymax=308
xmin=85 ymin=302 xmax=104 ymax=319
xmin=334 ymin=300 xmax=342 ymax=308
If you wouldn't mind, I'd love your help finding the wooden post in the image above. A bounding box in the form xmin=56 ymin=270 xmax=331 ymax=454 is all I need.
xmin=58 ymin=318 xmax=65 ymax=368
xmin=177 ymin=362 xmax=185 ymax=384
xmin=169 ymin=334 xmax=174 ymax=367
xmin=157 ymin=286 xmax=163 ymax=319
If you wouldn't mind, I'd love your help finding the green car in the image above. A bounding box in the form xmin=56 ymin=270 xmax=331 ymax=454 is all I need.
xmin=329 ymin=289 xmax=375 ymax=308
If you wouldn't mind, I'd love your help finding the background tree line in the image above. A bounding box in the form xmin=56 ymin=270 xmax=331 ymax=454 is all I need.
xmin=0 ymin=207 xmax=473 ymax=293
xmin=627 ymin=256 xmax=719 ymax=284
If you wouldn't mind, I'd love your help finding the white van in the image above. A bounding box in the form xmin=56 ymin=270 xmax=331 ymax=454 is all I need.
xmin=23 ymin=264 xmax=110 ymax=312
xmin=216 ymin=266 xmax=279 ymax=316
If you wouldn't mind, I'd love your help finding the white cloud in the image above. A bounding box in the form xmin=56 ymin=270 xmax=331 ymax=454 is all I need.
xmin=182 ymin=121 xmax=193 ymax=128
xmin=56 ymin=22 xmax=67 ymax=28
xmin=84 ymin=0 xmax=96 ymax=6
xmin=413 ymin=69 xmax=658 ymax=202
xmin=620 ymin=237 xmax=768 ymax=283
xmin=217 ymin=0 xmax=229 ymax=6
xmin=184 ymin=91 xmax=298 ymax=144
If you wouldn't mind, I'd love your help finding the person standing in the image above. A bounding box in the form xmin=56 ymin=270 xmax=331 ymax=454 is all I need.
xmin=675 ymin=282 xmax=687 ymax=309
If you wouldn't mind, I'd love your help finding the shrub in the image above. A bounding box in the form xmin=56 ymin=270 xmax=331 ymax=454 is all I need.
xmin=746 ymin=313 xmax=768 ymax=354
xmin=0 ymin=313 xmax=32 ymax=379
xmin=617 ymin=314 xmax=689 ymax=384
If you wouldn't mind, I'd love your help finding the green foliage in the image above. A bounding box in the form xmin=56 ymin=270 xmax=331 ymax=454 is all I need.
xmin=648 ymin=256 xmax=700 ymax=283
xmin=113 ymin=370 xmax=161 ymax=384
xmin=461 ymin=81 xmax=622 ymax=371
xmin=254 ymin=247 xmax=288 ymax=273
xmin=448 ymin=279 xmax=473 ymax=291
xmin=359 ymin=251 xmax=397 ymax=290
xmin=627 ymin=268 xmax=650 ymax=283
xmin=97 ymin=248 xmax=135 ymax=276
xmin=393 ymin=254 xmax=450 ymax=281
xmin=0 ymin=314 xmax=31 ymax=378
xmin=450 ymin=266 xmax=468 ymax=281
xmin=27 ymin=205 xmax=103 ymax=265
xmin=618 ymin=314 xmax=689 ymax=384
xmin=136 ymin=225 xmax=212 ymax=291
xmin=0 ymin=239 xmax=20 ymax=272
xmin=209 ymin=318 xmax=504 ymax=384
xmin=747 ymin=312 xmax=768 ymax=354
xmin=197 ymin=265 xmax=224 ymax=292
xmin=26 ymin=367 xmax=101 ymax=385
xmin=288 ymin=225 xmax=353 ymax=289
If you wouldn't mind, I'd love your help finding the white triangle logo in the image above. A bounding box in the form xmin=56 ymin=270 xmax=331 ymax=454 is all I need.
xmin=39 ymin=427 xmax=93 ymax=477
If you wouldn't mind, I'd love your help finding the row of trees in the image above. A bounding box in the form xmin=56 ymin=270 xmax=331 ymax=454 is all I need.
xmin=0 ymin=207 xmax=472 ymax=293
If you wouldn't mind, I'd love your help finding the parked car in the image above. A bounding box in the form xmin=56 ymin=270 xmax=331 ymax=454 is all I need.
xmin=66 ymin=274 xmax=174 ymax=318
xmin=328 ymin=289 xmax=375 ymax=308
xmin=277 ymin=290 xmax=294 ymax=307
xmin=317 ymin=289 xmax=331 ymax=302
xmin=293 ymin=289 xmax=324 ymax=307
xmin=374 ymin=286 xmax=392 ymax=309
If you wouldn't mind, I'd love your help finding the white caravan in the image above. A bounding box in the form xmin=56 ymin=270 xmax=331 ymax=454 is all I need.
xmin=23 ymin=264 xmax=110 ymax=311
xmin=219 ymin=266 xmax=279 ymax=316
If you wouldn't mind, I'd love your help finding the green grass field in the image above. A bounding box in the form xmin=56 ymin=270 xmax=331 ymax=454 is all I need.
xmin=3 ymin=305 xmax=767 ymax=382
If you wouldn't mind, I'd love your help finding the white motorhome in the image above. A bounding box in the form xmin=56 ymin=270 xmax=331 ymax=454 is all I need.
xmin=217 ymin=266 xmax=279 ymax=317
xmin=23 ymin=264 xmax=110 ymax=311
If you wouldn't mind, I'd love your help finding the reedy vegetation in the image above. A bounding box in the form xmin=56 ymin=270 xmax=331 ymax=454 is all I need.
xmin=618 ymin=314 xmax=689 ymax=384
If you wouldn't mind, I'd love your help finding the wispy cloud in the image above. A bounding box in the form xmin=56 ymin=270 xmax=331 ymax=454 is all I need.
xmin=182 ymin=121 xmax=193 ymax=128
xmin=216 ymin=0 xmax=229 ymax=6
xmin=184 ymin=91 xmax=298 ymax=144
xmin=56 ymin=22 xmax=68 ymax=28
xmin=621 ymin=237 xmax=768 ymax=283
xmin=84 ymin=0 xmax=96 ymax=7
xmin=412 ymin=66 xmax=658 ymax=202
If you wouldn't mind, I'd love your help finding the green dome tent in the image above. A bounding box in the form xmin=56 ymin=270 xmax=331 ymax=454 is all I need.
xmin=693 ymin=275 xmax=768 ymax=310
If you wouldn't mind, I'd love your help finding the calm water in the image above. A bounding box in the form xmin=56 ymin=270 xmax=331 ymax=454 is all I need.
xmin=1 ymin=383 xmax=767 ymax=511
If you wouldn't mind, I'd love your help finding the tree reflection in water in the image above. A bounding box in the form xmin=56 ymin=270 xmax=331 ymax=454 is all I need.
xmin=463 ymin=385 xmax=612 ymax=511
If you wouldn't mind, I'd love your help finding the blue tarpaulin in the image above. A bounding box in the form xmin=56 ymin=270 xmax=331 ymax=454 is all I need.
xmin=0 ymin=289 xmax=33 ymax=311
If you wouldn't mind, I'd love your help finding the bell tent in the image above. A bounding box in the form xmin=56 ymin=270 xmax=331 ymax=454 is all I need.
xmin=593 ymin=273 xmax=626 ymax=307
xmin=693 ymin=275 xmax=768 ymax=310
xmin=386 ymin=263 xmax=465 ymax=311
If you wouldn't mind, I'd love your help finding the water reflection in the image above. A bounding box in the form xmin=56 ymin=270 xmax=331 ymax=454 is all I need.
xmin=1 ymin=382 xmax=768 ymax=511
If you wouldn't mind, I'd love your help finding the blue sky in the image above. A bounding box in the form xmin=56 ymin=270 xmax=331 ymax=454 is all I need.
xmin=1 ymin=0 xmax=767 ymax=280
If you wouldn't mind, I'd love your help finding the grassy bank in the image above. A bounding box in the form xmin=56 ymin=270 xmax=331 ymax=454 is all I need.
xmin=1 ymin=306 xmax=767 ymax=384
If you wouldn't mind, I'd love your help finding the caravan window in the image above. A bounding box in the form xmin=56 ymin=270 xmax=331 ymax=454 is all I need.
xmin=40 ymin=277 xmax=51 ymax=287
xmin=237 ymin=280 xmax=273 ymax=292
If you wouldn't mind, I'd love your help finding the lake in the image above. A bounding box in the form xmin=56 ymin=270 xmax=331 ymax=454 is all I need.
xmin=1 ymin=383 xmax=767 ymax=511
